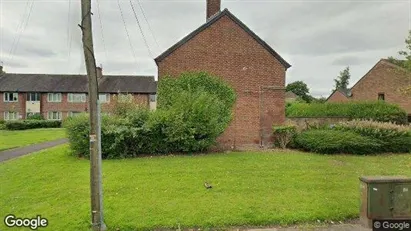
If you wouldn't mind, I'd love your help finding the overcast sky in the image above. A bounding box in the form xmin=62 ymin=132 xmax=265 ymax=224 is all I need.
xmin=0 ymin=0 xmax=410 ymax=97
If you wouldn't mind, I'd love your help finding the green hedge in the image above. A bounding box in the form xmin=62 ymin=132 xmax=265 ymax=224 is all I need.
xmin=294 ymin=129 xmax=382 ymax=154
xmin=5 ymin=120 xmax=62 ymax=130
xmin=286 ymin=102 xmax=408 ymax=124
xmin=293 ymin=120 xmax=411 ymax=154
xmin=64 ymin=72 xmax=237 ymax=159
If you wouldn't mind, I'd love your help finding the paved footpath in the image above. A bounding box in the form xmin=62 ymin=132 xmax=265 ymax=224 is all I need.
xmin=246 ymin=224 xmax=370 ymax=231
xmin=0 ymin=138 xmax=68 ymax=162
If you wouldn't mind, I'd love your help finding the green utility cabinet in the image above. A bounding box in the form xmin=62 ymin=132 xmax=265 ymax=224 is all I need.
xmin=360 ymin=176 xmax=411 ymax=228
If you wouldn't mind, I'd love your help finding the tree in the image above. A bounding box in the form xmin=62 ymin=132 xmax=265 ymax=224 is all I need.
xmin=333 ymin=66 xmax=350 ymax=92
xmin=388 ymin=30 xmax=411 ymax=95
xmin=286 ymin=81 xmax=311 ymax=102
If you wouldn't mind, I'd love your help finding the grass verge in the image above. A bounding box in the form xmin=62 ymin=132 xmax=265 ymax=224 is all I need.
xmin=1 ymin=145 xmax=410 ymax=230
xmin=0 ymin=128 xmax=66 ymax=151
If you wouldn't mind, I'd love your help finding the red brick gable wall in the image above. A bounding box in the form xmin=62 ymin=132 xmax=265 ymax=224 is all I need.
xmin=351 ymin=61 xmax=411 ymax=114
xmin=157 ymin=15 xmax=287 ymax=149
xmin=327 ymin=91 xmax=350 ymax=103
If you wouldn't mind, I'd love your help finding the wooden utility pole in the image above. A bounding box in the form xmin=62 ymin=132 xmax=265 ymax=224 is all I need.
xmin=79 ymin=0 xmax=106 ymax=230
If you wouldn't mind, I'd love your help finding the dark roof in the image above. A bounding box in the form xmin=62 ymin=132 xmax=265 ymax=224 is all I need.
xmin=0 ymin=73 xmax=157 ymax=93
xmin=285 ymin=91 xmax=297 ymax=99
xmin=155 ymin=9 xmax=291 ymax=69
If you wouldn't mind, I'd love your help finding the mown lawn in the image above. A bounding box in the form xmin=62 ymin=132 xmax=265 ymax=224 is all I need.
xmin=1 ymin=145 xmax=410 ymax=231
xmin=0 ymin=128 xmax=66 ymax=151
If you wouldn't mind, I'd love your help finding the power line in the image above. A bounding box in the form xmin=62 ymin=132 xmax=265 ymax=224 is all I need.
xmin=117 ymin=0 xmax=137 ymax=64
xmin=95 ymin=0 xmax=108 ymax=65
xmin=129 ymin=0 xmax=153 ymax=57
xmin=8 ymin=0 xmax=31 ymax=59
xmin=10 ymin=0 xmax=34 ymax=61
xmin=67 ymin=0 xmax=71 ymax=60
xmin=135 ymin=0 xmax=160 ymax=49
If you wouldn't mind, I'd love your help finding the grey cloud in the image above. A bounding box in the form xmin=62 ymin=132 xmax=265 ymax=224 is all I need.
xmin=331 ymin=56 xmax=367 ymax=66
xmin=0 ymin=0 xmax=409 ymax=96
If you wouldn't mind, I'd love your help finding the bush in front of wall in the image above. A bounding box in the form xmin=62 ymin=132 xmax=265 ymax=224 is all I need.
xmin=286 ymin=101 xmax=408 ymax=124
xmin=334 ymin=120 xmax=411 ymax=153
xmin=5 ymin=120 xmax=61 ymax=130
xmin=272 ymin=125 xmax=297 ymax=149
xmin=26 ymin=114 xmax=44 ymax=120
xmin=64 ymin=72 xmax=237 ymax=159
xmin=293 ymin=129 xmax=382 ymax=154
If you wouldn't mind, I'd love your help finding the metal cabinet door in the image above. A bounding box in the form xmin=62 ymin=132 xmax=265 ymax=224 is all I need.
xmin=393 ymin=184 xmax=411 ymax=218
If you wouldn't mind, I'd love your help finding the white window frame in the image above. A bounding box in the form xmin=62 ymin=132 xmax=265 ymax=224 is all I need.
xmin=27 ymin=93 xmax=40 ymax=102
xmin=47 ymin=111 xmax=62 ymax=120
xmin=4 ymin=112 xmax=19 ymax=120
xmin=3 ymin=92 xmax=18 ymax=102
xmin=47 ymin=93 xmax=62 ymax=102
xmin=68 ymin=93 xmax=86 ymax=103
xmin=98 ymin=93 xmax=110 ymax=103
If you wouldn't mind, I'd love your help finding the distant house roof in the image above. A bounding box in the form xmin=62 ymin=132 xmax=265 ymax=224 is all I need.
xmin=155 ymin=8 xmax=291 ymax=69
xmin=350 ymin=58 xmax=409 ymax=92
xmin=326 ymin=88 xmax=351 ymax=101
xmin=0 ymin=73 xmax=157 ymax=93
xmin=285 ymin=91 xmax=297 ymax=99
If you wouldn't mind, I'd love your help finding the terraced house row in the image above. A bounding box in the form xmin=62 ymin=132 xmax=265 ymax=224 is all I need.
xmin=0 ymin=66 xmax=157 ymax=120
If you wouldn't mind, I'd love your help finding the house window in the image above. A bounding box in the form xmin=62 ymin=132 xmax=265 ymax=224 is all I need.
xmin=68 ymin=111 xmax=82 ymax=117
xmin=149 ymin=94 xmax=157 ymax=102
xmin=99 ymin=94 xmax=110 ymax=103
xmin=27 ymin=93 xmax=40 ymax=101
xmin=47 ymin=93 xmax=62 ymax=102
xmin=47 ymin=111 xmax=62 ymax=120
xmin=68 ymin=93 xmax=86 ymax=103
xmin=378 ymin=93 xmax=385 ymax=101
xmin=4 ymin=112 xmax=18 ymax=120
xmin=3 ymin=92 xmax=18 ymax=102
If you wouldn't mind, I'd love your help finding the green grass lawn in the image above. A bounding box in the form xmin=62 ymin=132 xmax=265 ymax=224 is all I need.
xmin=0 ymin=128 xmax=66 ymax=151
xmin=1 ymin=145 xmax=410 ymax=231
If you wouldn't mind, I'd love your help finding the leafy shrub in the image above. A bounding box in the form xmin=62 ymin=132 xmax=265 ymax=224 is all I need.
xmin=286 ymin=101 xmax=407 ymax=124
xmin=105 ymin=93 xmax=145 ymax=117
xmin=158 ymin=72 xmax=236 ymax=126
xmin=294 ymin=129 xmax=382 ymax=154
xmin=272 ymin=125 xmax=297 ymax=148
xmin=335 ymin=120 xmax=411 ymax=139
xmin=26 ymin=113 xmax=44 ymax=120
xmin=0 ymin=119 xmax=5 ymax=125
xmin=334 ymin=120 xmax=411 ymax=153
xmin=5 ymin=120 xmax=61 ymax=130
xmin=64 ymin=72 xmax=237 ymax=159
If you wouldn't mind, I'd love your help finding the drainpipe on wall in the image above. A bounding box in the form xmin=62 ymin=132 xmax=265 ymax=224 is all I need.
xmin=259 ymin=86 xmax=263 ymax=148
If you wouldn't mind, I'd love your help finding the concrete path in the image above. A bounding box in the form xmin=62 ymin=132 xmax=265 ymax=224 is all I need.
xmin=246 ymin=224 xmax=370 ymax=231
xmin=0 ymin=138 xmax=68 ymax=162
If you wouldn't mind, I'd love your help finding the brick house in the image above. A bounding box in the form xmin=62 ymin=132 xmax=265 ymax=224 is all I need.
xmin=0 ymin=67 xmax=157 ymax=120
xmin=155 ymin=0 xmax=291 ymax=149
xmin=326 ymin=89 xmax=351 ymax=103
xmin=350 ymin=59 xmax=411 ymax=117
xmin=326 ymin=59 xmax=411 ymax=120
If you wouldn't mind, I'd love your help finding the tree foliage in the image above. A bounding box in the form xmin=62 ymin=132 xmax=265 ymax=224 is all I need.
xmin=333 ymin=66 xmax=350 ymax=92
xmin=388 ymin=30 xmax=411 ymax=95
xmin=286 ymin=81 xmax=312 ymax=103
xmin=64 ymin=72 xmax=237 ymax=158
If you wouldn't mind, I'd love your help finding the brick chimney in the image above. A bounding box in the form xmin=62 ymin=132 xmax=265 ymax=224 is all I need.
xmin=207 ymin=0 xmax=221 ymax=20
xmin=96 ymin=66 xmax=103 ymax=79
